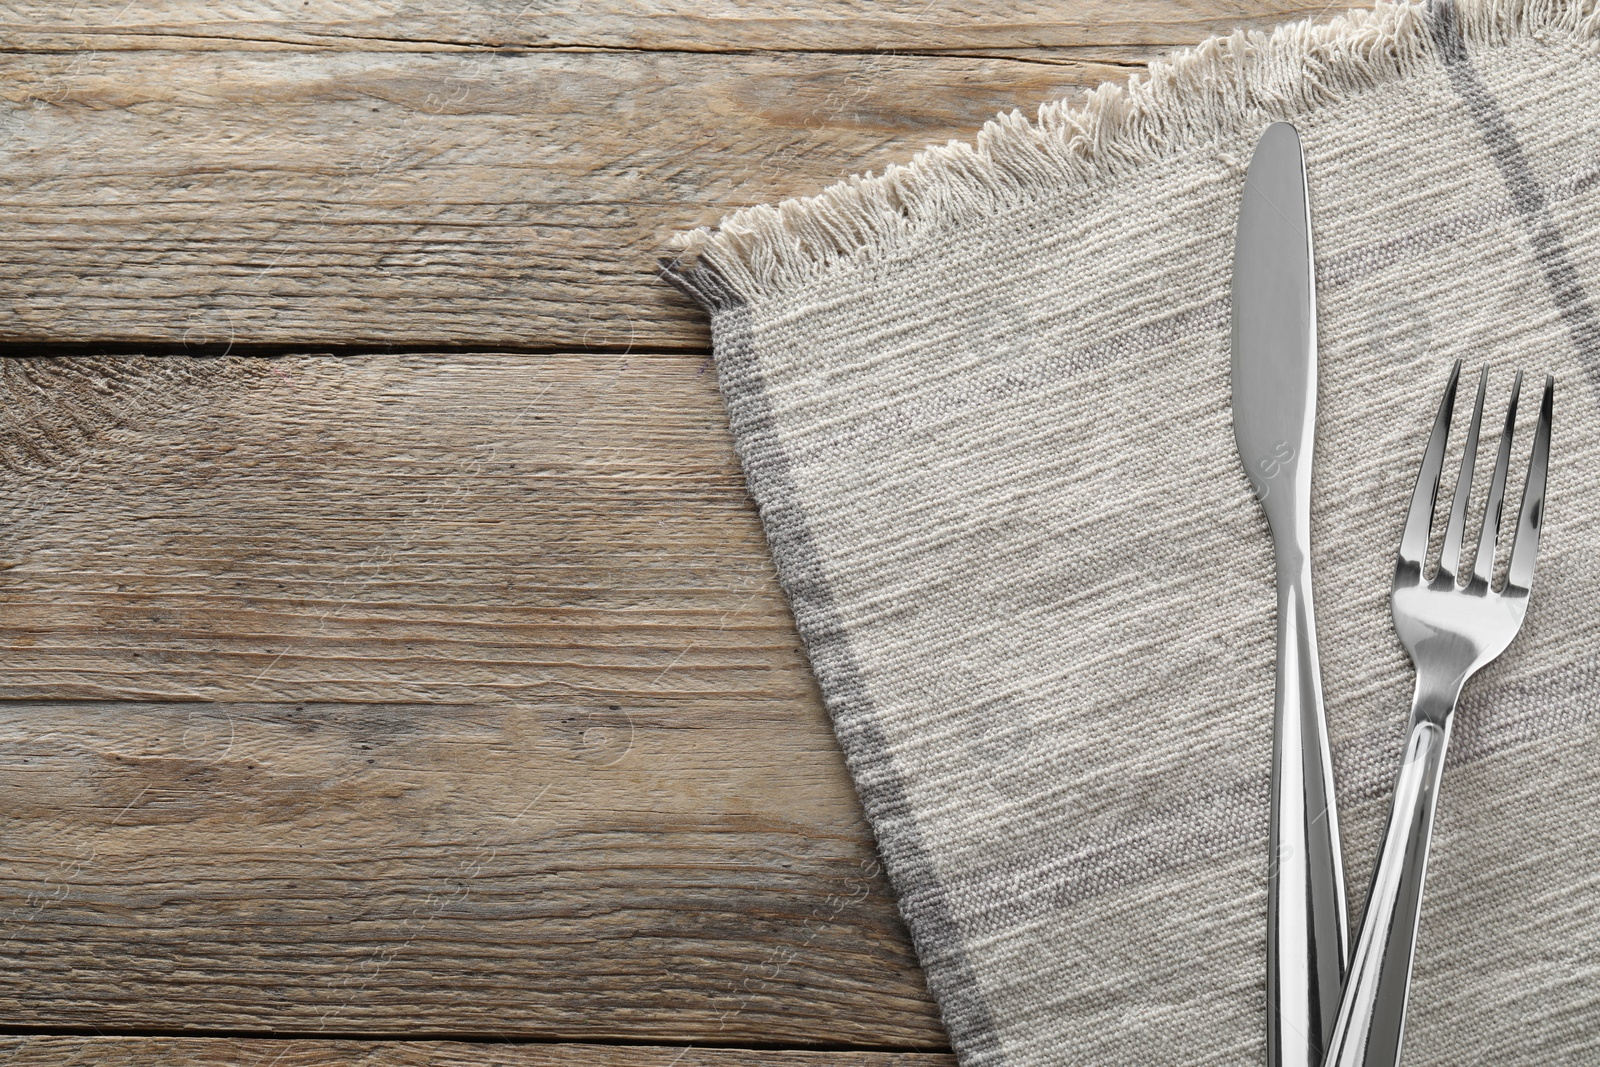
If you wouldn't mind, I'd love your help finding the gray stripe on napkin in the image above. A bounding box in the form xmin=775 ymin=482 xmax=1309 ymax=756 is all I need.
xmin=1428 ymin=0 xmax=1600 ymax=385
xmin=661 ymin=259 xmax=1006 ymax=1066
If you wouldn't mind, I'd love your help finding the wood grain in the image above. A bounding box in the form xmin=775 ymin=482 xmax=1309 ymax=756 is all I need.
xmin=0 ymin=354 xmax=940 ymax=1042
xmin=0 ymin=1038 xmax=959 ymax=1067
xmin=0 ymin=697 xmax=934 ymax=1042
xmin=0 ymin=48 xmax=1143 ymax=350
xmin=0 ymin=1 xmax=1329 ymax=54
xmin=0 ymin=353 xmax=801 ymax=704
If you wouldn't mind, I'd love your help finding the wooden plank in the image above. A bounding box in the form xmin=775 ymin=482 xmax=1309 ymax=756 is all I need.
xmin=0 ymin=697 xmax=935 ymax=1042
xmin=0 ymin=353 xmax=801 ymax=704
xmin=0 ymin=48 xmax=1142 ymax=350
xmin=0 ymin=2 xmax=1330 ymax=54
xmin=0 ymin=354 xmax=939 ymax=1041
xmin=0 ymin=1038 xmax=959 ymax=1067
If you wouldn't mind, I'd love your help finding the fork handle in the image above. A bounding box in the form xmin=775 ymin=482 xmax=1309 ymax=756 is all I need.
xmin=1324 ymin=678 xmax=1462 ymax=1067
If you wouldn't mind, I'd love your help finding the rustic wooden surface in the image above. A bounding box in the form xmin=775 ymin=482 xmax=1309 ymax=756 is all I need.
xmin=0 ymin=1038 xmax=957 ymax=1067
xmin=0 ymin=354 xmax=934 ymax=1045
xmin=0 ymin=2 xmax=1325 ymax=52
xmin=0 ymin=2 xmax=1311 ymax=1061
xmin=0 ymin=1 xmax=1323 ymax=350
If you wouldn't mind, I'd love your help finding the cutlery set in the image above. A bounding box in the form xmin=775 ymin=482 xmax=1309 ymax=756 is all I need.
xmin=1230 ymin=123 xmax=1554 ymax=1067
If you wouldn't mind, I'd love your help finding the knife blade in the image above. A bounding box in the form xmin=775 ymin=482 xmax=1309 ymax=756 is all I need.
xmin=1231 ymin=121 xmax=1349 ymax=1067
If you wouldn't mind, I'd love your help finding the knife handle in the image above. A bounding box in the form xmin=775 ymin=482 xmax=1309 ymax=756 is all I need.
xmin=1267 ymin=558 xmax=1349 ymax=1067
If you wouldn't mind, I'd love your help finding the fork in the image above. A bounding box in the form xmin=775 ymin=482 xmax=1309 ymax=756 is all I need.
xmin=1323 ymin=360 xmax=1554 ymax=1067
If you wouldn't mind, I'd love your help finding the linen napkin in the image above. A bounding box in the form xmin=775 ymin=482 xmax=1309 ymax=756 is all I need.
xmin=663 ymin=2 xmax=1600 ymax=1063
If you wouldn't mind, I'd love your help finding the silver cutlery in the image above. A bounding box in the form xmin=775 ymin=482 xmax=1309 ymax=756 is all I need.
xmin=1324 ymin=362 xmax=1553 ymax=1066
xmin=1231 ymin=120 xmax=1350 ymax=1067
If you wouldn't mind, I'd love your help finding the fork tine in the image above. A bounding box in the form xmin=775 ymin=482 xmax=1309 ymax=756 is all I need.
xmin=1398 ymin=360 xmax=1461 ymax=575
xmin=1472 ymin=370 xmax=1522 ymax=587
xmin=1505 ymin=374 xmax=1554 ymax=592
xmin=1439 ymin=366 xmax=1487 ymax=582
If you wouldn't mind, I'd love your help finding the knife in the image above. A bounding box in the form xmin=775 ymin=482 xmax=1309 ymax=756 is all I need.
xmin=1230 ymin=121 xmax=1349 ymax=1067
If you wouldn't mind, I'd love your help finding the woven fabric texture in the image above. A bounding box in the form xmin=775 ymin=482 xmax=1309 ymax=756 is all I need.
xmin=663 ymin=2 xmax=1600 ymax=1063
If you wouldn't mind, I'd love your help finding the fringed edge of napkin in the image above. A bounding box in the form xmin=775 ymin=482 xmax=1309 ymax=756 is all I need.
xmin=664 ymin=0 xmax=1599 ymax=306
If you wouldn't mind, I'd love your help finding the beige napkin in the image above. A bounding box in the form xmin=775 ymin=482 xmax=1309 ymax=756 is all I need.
xmin=663 ymin=2 xmax=1600 ymax=1063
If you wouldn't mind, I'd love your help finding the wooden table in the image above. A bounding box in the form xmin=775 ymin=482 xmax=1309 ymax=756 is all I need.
xmin=0 ymin=3 xmax=1319 ymax=1062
